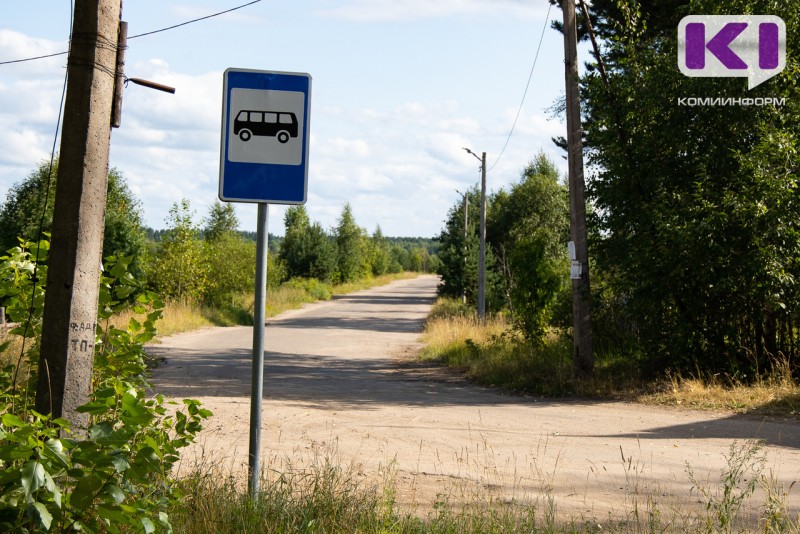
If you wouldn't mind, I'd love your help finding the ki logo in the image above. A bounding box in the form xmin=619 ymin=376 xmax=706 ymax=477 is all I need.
xmin=678 ymin=15 xmax=786 ymax=89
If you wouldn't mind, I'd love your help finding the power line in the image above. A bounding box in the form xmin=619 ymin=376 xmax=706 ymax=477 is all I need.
xmin=0 ymin=0 xmax=262 ymax=66
xmin=487 ymin=2 xmax=552 ymax=173
xmin=128 ymin=0 xmax=261 ymax=39
xmin=0 ymin=50 xmax=68 ymax=66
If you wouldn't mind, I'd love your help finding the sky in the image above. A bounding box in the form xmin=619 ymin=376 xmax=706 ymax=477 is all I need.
xmin=0 ymin=0 xmax=577 ymax=238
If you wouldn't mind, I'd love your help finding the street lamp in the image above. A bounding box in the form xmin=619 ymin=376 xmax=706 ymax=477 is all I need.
xmin=463 ymin=147 xmax=486 ymax=321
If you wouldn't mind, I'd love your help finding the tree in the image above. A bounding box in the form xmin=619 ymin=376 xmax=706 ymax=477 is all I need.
xmin=148 ymin=199 xmax=206 ymax=300
xmin=369 ymin=225 xmax=391 ymax=276
xmin=578 ymin=0 xmax=800 ymax=373
xmin=0 ymin=159 xmax=147 ymax=276
xmin=436 ymin=187 xmax=479 ymax=301
xmin=334 ymin=203 xmax=368 ymax=283
xmin=279 ymin=205 xmax=311 ymax=277
xmin=279 ymin=205 xmax=337 ymax=281
xmin=436 ymin=187 xmax=502 ymax=309
xmin=203 ymin=201 xmax=239 ymax=242
xmin=488 ymin=153 xmax=570 ymax=341
xmin=199 ymin=200 xmax=259 ymax=305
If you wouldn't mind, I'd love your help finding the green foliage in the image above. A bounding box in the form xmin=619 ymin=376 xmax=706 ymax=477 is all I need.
xmin=488 ymin=154 xmax=570 ymax=341
xmin=0 ymin=161 xmax=57 ymax=256
xmin=579 ymin=0 xmax=800 ymax=374
xmin=284 ymin=277 xmax=332 ymax=301
xmin=203 ymin=201 xmax=239 ymax=243
xmin=436 ymin=187 xmax=503 ymax=308
xmin=369 ymin=225 xmax=390 ymax=276
xmin=437 ymin=155 xmax=566 ymax=332
xmin=202 ymin=234 xmax=256 ymax=306
xmin=148 ymin=199 xmax=207 ymax=301
xmin=0 ymin=241 xmax=209 ymax=532
xmin=279 ymin=206 xmax=337 ymax=282
xmin=334 ymin=203 xmax=369 ymax=283
xmin=103 ymin=170 xmax=148 ymax=279
xmin=0 ymin=161 xmax=148 ymax=279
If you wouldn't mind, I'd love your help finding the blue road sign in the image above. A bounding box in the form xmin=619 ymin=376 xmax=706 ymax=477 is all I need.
xmin=219 ymin=68 xmax=311 ymax=204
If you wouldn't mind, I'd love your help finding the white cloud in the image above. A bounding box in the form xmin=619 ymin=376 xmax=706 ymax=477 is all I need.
xmin=0 ymin=29 xmax=67 ymax=76
xmin=316 ymin=138 xmax=371 ymax=159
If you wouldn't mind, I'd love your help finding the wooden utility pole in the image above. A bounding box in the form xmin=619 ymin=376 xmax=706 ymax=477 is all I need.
xmin=562 ymin=0 xmax=594 ymax=375
xmin=36 ymin=0 xmax=122 ymax=428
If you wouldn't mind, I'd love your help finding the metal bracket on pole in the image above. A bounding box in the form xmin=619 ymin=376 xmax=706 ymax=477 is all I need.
xmin=111 ymin=20 xmax=127 ymax=128
xmin=126 ymin=78 xmax=176 ymax=94
xmin=111 ymin=20 xmax=176 ymax=128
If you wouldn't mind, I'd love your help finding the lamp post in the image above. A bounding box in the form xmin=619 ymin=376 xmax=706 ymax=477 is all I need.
xmin=463 ymin=148 xmax=486 ymax=321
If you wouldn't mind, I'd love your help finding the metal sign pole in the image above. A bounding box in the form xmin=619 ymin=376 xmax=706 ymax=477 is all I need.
xmin=248 ymin=202 xmax=269 ymax=497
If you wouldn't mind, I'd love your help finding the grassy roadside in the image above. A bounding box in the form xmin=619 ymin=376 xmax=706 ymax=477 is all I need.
xmin=170 ymin=439 xmax=798 ymax=533
xmin=420 ymin=298 xmax=800 ymax=417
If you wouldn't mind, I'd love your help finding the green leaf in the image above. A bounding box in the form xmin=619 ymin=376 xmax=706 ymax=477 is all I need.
xmin=30 ymin=502 xmax=53 ymax=530
xmin=105 ymin=484 xmax=125 ymax=505
xmin=2 ymin=414 xmax=24 ymax=427
xmin=141 ymin=517 xmax=156 ymax=533
xmin=110 ymin=455 xmax=130 ymax=473
xmin=72 ymin=474 xmax=105 ymax=511
xmin=121 ymin=392 xmax=147 ymax=418
xmin=98 ymin=505 xmax=130 ymax=525
xmin=20 ymin=460 xmax=45 ymax=499
xmin=0 ymin=443 xmax=35 ymax=459
xmin=88 ymin=421 xmax=115 ymax=440
xmin=128 ymin=317 xmax=142 ymax=331
xmin=41 ymin=439 xmax=70 ymax=469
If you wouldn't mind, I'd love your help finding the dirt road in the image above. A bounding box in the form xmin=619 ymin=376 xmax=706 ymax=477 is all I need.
xmin=148 ymin=275 xmax=800 ymax=520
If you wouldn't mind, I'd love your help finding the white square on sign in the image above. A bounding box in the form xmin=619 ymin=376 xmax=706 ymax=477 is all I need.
xmin=228 ymin=88 xmax=305 ymax=166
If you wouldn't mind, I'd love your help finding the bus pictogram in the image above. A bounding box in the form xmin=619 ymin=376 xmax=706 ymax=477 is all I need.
xmin=234 ymin=110 xmax=299 ymax=143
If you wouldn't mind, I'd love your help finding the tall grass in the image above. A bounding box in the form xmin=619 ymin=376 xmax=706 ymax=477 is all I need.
xmin=171 ymin=441 xmax=799 ymax=533
xmin=642 ymin=363 xmax=800 ymax=415
xmin=421 ymin=298 xmax=800 ymax=414
xmin=421 ymin=299 xmax=644 ymax=397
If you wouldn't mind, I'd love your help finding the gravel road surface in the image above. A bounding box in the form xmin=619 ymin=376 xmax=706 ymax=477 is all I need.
xmin=148 ymin=275 xmax=800 ymax=521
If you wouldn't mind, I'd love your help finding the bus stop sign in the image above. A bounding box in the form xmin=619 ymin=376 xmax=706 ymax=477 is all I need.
xmin=219 ymin=68 xmax=311 ymax=204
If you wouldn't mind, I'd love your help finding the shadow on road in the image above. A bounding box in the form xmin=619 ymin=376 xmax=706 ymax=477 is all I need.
xmin=148 ymin=274 xmax=800 ymax=451
xmin=269 ymin=316 xmax=425 ymax=334
xmin=588 ymin=412 xmax=800 ymax=450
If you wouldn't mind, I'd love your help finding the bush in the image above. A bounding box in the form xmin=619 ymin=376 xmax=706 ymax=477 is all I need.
xmin=285 ymin=278 xmax=332 ymax=301
xmin=0 ymin=241 xmax=210 ymax=532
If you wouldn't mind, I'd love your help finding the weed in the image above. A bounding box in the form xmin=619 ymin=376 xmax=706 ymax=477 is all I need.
xmin=759 ymin=470 xmax=799 ymax=533
xmin=687 ymin=439 xmax=766 ymax=533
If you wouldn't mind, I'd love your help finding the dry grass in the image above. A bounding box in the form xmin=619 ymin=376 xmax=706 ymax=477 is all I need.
xmin=108 ymin=300 xmax=215 ymax=339
xmin=421 ymin=298 xmax=800 ymax=416
xmin=421 ymin=314 xmax=509 ymax=368
xmin=640 ymin=362 xmax=800 ymax=416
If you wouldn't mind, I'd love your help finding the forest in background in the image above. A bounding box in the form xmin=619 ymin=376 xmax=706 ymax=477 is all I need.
xmin=0 ymin=159 xmax=439 ymax=327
